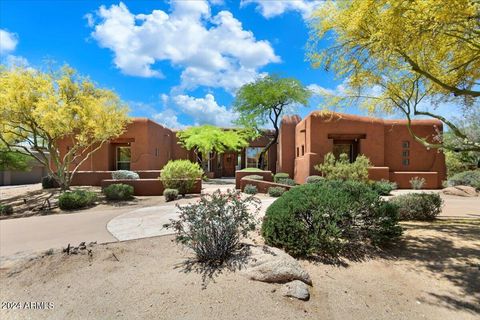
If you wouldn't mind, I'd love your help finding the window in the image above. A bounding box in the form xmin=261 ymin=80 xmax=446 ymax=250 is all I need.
xmin=333 ymin=140 xmax=359 ymax=163
xmin=246 ymin=147 xmax=267 ymax=169
xmin=301 ymin=145 xmax=305 ymax=156
xmin=296 ymin=147 xmax=299 ymax=157
xmin=402 ymin=141 xmax=410 ymax=166
xmin=116 ymin=146 xmax=131 ymax=170
xmin=402 ymin=141 xmax=410 ymax=148
xmin=402 ymin=150 xmax=409 ymax=157
xmin=155 ymin=147 xmax=159 ymax=157
xmin=402 ymin=159 xmax=410 ymax=166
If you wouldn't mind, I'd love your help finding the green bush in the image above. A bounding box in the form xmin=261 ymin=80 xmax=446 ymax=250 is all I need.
xmin=306 ymin=175 xmax=324 ymax=184
xmin=42 ymin=175 xmax=57 ymax=189
xmin=268 ymin=186 xmax=286 ymax=197
xmin=111 ymin=170 xmax=139 ymax=180
xmin=448 ymin=170 xmax=480 ymax=189
xmin=164 ymin=189 xmax=260 ymax=263
xmin=371 ymin=179 xmax=397 ymax=196
xmin=277 ymin=178 xmax=296 ymax=186
xmin=314 ymin=153 xmax=371 ymax=182
xmin=390 ymin=193 xmax=443 ymax=220
xmin=160 ymin=160 xmax=203 ymax=196
xmin=244 ymin=184 xmax=258 ymax=195
xmin=240 ymin=168 xmax=263 ymax=172
xmin=261 ymin=180 xmax=402 ymax=257
xmin=242 ymin=174 xmax=263 ymax=181
xmin=58 ymin=190 xmax=97 ymax=210
xmin=274 ymin=172 xmax=289 ymax=182
xmin=410 ymin=177 xmax=426 ymax=189
xmin=0 ymin=204 xmax=13 ymax=216
xmin=164 ymin=189 xmax=179 ymax=202
xmin=103 ymin=183 xmax=134 ymax=200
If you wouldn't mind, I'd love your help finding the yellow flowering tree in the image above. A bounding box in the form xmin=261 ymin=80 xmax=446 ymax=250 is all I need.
xmin=0 ymin=66 xmax=130 ymax=190
xmin=308 ymin=0 xmax=480 ymax=152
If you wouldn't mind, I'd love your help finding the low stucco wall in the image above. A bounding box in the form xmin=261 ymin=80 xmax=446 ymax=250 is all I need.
xmin=389 ymin=172 xmax=440 ymax=189
xmin=235 ymin=170 xmax=273 ymax=189
xmin=101 ymin=178 xmax=202 ymax=196
xmin=368 ymin=167 xmax=390 ymax=181
xmin=240 ymin=178 xmax=293 ymax=194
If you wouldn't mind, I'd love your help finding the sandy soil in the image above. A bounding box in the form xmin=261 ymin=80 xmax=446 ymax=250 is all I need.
xmin=0 ymin=219 xmax=478 ymax=320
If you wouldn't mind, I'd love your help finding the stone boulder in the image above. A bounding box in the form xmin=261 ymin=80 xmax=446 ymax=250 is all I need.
xmin=241 ymin=245 xmax=312 ymax=285
xmin=442 ymin=186 xmax=478 ymax=197
xmin=281 ymin=280 xmax=310 ymax=301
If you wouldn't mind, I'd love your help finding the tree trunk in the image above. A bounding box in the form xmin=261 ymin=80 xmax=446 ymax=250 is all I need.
xmin=258 ymin=130 xmax=279 ymax=170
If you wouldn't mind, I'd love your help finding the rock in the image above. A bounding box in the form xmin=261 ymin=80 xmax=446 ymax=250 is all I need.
xmin=241 ymin=245 xmax=312 ymax=285
xmin=281 ymin=280 xmax=310 ymax=301
xmin=442 ymin=186 xmax=478 ymax=197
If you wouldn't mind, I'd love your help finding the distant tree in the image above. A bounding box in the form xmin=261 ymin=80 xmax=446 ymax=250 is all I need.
xmin=0 ymin=66 xmax=130 ymax=190
xmin=233 ymin=75 xmax=311 ymax=169
xmin=0 ymin=147 xmax=32 ymax=171
xmin=308 ymin=0 xmax=480 ymax=152
xmin=176 ymin=125 xmax=254 ymax=173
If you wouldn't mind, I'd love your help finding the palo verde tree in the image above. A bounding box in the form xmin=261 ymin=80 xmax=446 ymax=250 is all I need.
xmin=0 ymin=66 xmax=130 ymax=190
xmin=0 ymin=146 xmax=32 ymax=172
xmin=176 ymin=125 xmax=254 ymax=173
xmin=308 ymin=0 xmax=480 ymax=152
xmin=233 ymin=75 xmax=311 ymax=169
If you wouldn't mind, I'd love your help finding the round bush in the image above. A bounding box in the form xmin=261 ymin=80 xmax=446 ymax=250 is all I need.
xmin=160 ymin=160 xmax=203 ymax=196
xmin=58 ymin=190 xmax=97 ymax=210
xmin=277 ymin=178 xmax=296 ymax=186
xmin=242 ymin=175 xmax=263 ymax=181
xmin=268 ymin=186 xmax=286 ymax=197
xmin=42 ymin=175 xmax=58 ymax=189
xmin=306 ymin=175 xmax=324 ymax=184
xmin=0 ymin=204 xmax=13 ymax=216
xmin=103 ymin=183 xmax=134 ymax=200
xmin=112 ymin=170 xmax=139 ymax=180
xmin=261 ymin=180 xmax=402 ymax=257
xmin=448 ymin=170 xmax=480 ymax=189
xmin=243 ymin=184 xmax=258 ymax=195
xmin=371 ymin=179 xmax=397 ymax=196
xmin=164 ymin=189 xmax=179 ymax=202
xmin=274 ymin=172 xmax=289 ymax=183
xmin=390 ymin=193 xmax=443 ymax=220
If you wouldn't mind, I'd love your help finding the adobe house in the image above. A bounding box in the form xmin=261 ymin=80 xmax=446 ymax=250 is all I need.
xmin=58 ymin=111 xmax=446 ymax=189
xmin=59 ymin=118 xmax=277 ymax=179
xmin=277 ymin=112 xmax=446 ymax=189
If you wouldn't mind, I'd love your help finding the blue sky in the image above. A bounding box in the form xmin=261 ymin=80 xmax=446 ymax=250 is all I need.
xmin=0 ymin=0 xmax=361 ymax=128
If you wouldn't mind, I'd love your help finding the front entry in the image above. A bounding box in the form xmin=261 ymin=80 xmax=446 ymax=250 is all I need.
xmin=222 ymin=152 xmax=237 ymax=177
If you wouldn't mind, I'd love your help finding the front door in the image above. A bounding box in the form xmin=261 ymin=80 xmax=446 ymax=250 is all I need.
xmin=222 ymin=152 xmax=236 ymax=177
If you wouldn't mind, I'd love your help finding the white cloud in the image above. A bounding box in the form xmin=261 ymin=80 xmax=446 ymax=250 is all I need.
xmin=240 ymin=0 xmax=323 ymax=19
xmin=5 ymin=54 xmax=29 ymax=67
xmin=153 ymin=108 xmax=185 ymax=129
xmin=0 ymin=29 xmax=18 ymax=55
xmin=172 ymin=93 xmax=237 ymax=127
xmin=89 ymin=1 xmax=279 ymax=92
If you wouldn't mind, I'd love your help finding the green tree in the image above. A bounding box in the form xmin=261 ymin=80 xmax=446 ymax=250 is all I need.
xmin=308 ymin=0 xmax=480 ymax=152
xmin=176 ymin=125 xmax=253 ymax=173
xmin=0 ymin=66 xmax=130 ymax=190
xmin=233 ymin=75 xmax=311 ymax=169
xmin=0 ymin=148 xmax=32 ymax=171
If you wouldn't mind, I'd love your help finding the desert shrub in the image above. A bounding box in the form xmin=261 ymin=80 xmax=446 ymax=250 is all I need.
xmin=447 ymin=170 xmax=480 ymax=189
xmin=243 ymin=184 xmax=258 ymax=195
xmin=58 ymin=190 xmax=97 ymax=210
xmin=103 ymin=183 xmax=134 ymax=200
xmin=160 ymin=160 xmax=203 ymax=196
xmin=390 ymin=193 xmax=443 ymax=220
xmin=261 ymin=180 xmax=402 ymax=257
xmin=409 ymin=177 xmax=426 ymax=189
xmin=314 ymin=153 xmax=371 ymax=182
xmin=164 ymin=189 xmax=179 ymax=202
xmin=277 ymin=178 xmax=296 ymax=186
xmin=0 ymin=204 xmax=13 ymax=216
xmin=371 ymin=180 xmax=397 ymax=196
xmin=268 ymin=186 xmax=286 ymax=197
xmin=242 ymin=174 xmax=263 ymax=181
xmin=42 ymin=175 xmax=57 ymax=189
xmin=111 ymin=170 xmax=139 ymax=180
xmin=274 ymin=172 xmax=289 ymax=182
xmin=240 ymin=168 xmax=263 ymax=172
xmin=306 ymin=175 xmax=324 ymax=184
xmin=164 ymin=189 xmax=260 ymax=263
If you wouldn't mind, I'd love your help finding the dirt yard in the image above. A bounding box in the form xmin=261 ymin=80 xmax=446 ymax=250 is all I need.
xmin=1 ymin=219 xmax=478 ymax=320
